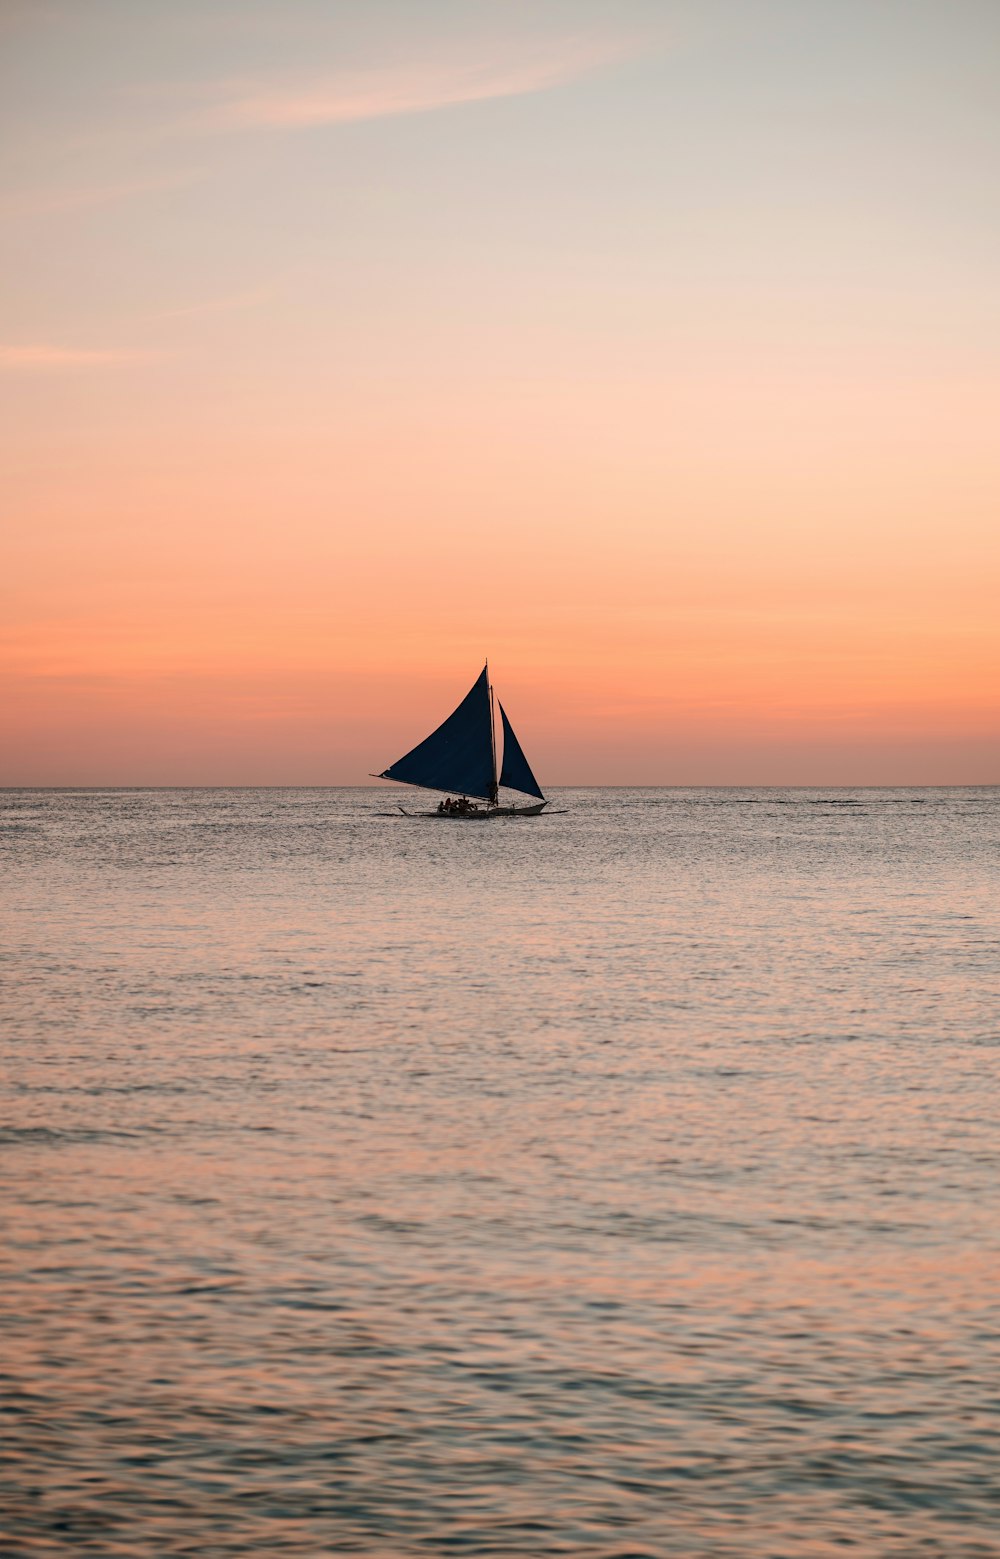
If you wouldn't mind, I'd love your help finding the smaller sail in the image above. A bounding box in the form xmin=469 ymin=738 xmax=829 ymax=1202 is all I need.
xmin=498 ymin=703 xmax=545 ymax=800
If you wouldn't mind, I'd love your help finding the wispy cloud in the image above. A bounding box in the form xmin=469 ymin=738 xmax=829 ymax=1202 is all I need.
xmin=0 ymin=285 xmax=279 ymax=370
xmin=191 ymin=35 xmax=636 ymax=134
xmin=0 ymin=169 xmax=204 ymax=220
xmin=0 ymin=344 xmax=150 ymax=371
xmin=143 ymin=280 xmax=277 ymax=322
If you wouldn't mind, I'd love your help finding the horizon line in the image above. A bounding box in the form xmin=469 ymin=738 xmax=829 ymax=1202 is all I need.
xmin=2 ymin=783 xmax=996 ymax=793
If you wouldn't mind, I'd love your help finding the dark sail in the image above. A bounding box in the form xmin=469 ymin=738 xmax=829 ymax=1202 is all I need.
xmin=498 ymin=703 xmax=545 ymax=800
xmin=380 ymin=667 xmax=495 ymax=800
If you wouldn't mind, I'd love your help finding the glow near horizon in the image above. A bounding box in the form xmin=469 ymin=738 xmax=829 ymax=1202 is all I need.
xmin=1 ymin=0 xmax=997 ymax=784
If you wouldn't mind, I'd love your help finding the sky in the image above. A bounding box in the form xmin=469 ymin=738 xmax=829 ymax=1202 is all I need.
xmin=1 ymin=0 xmax=998 ymax=785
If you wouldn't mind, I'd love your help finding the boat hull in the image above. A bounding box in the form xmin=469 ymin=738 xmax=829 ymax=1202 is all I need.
xmin=399 ymin=801 xmax=548 ymax=819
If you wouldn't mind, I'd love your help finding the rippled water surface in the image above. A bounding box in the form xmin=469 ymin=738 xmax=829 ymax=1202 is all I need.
xmin=2 ymin=787 xmax=998 ymax=1557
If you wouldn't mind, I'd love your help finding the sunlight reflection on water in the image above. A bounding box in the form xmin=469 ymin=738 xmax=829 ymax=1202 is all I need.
xmin=1 ymin=787 xmax=998 ymax=1555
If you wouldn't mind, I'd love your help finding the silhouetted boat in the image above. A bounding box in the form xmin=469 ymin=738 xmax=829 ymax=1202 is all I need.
xmin=374 ymin=665 xmax=548 ymax=818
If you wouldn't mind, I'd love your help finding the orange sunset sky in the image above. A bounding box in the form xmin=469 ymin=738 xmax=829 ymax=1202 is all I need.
xmin=2 ymin=0 xmax=998 ymax=785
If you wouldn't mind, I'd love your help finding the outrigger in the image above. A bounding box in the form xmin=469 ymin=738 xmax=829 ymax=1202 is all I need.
xmin=373 ymin=664 xmax=548 ymax=818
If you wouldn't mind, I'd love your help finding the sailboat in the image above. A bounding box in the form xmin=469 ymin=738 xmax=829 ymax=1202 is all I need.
xmin=375 ymin=665 xmax=548 ymax=818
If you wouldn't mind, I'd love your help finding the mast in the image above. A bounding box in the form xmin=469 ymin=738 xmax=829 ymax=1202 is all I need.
xmin=487 ymin=661 xmax=498 ymax=806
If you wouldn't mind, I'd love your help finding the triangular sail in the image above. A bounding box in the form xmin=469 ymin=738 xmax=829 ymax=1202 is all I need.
xmin=498 ymin=703 xmax=545 ymax=800
xmin=380 ymin=667 xmax=495 ymax=800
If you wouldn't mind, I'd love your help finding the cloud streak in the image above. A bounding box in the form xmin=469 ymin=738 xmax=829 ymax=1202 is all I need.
xmin=1 ymin=169 xmax=204 ymax=221
xmin=193 ymin=36 xmax=635 ymax=133
xmin=0 ymin=344 xmax=150 ymax=370
xmin=143 ymin=280 xmax=277 ymax=322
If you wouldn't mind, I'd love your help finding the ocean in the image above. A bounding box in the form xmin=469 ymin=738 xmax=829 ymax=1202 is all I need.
xmin=1 ymin=786 xmax=998 ymax=1557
